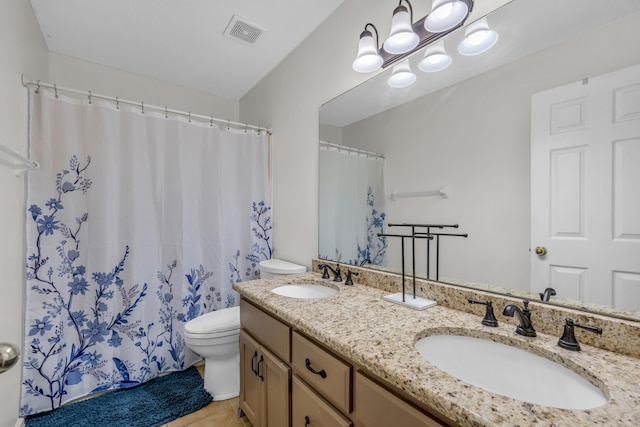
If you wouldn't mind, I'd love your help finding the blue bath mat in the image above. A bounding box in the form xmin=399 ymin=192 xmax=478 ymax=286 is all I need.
xmin=25 ymin=367 xmax=212 ymax=427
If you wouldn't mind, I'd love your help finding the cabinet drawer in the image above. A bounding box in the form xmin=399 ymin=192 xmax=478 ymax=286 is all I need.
xmin=292 ymin=331 xmax=352 ymax=414
xmin=354 ymin=372 xmax=447 ymax=427
xmin=292 ymin=376 xmax=352 ymax=427
xmin=240 ymin=299 xmax=291 ymax=363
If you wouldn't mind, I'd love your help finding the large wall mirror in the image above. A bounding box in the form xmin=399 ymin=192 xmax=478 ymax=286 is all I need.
xmin=319 ymin=0 xmax=640 ymax=321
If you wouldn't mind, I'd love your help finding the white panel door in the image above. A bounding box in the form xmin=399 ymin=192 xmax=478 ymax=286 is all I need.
xmin=531 ymin=63 xmax=640 ymax=310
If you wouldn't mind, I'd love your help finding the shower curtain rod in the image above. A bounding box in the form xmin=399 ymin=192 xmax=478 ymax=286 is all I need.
xmin=319 ymin=140 xmax=384 ymax=159
xmin=21 ymin=74 xmax=272 ymax=135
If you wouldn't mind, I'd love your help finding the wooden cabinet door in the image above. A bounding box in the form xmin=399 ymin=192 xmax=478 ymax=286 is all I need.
xmin=240 ymin=330 xmax=262 ymax=427
xmin=262 ymin=346 xmax=291 ymax=427
xmin=292 ymin=376 xmax=352 ymax=427
xmin=354 ymin=372 xmax=447 ymax=427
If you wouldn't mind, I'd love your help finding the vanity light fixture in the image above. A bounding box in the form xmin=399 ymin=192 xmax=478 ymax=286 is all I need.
xmin=352 ymin=0 xmax=473 ymax=74
xmin=387 ymin=60 xmax=416 ymax=88
xmin=457 ymin=17 xmax=498 ymax=56
xmin=424 ymin=0 xmax=469 ymax=33
xmin=418 ymin=40 xmax=452 ymax=72
xmin=352 ymin=23 xmax=384 ymax=73
xmin=383 ymin=0 xmax=420 ymax=55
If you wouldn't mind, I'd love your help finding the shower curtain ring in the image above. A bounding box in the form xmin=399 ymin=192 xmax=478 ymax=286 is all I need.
xmin=188 ymin=112 xmax=191 ymax=123
xmin=141 ymin=101 xmax=145 ymax=114
xmin=244 ymin=123 xmax=248 ymax=133
xmin=227 ymin=120 xmax=230 ymax=130
xmin=210 ymin=116 xmax=213 ymax=127
xmin=116 ymin=97 xmax=120 ymax=109
xmin=165 ymin=107 xmax=168 ymax=119
xmin=88 ymin=90 xmax=92 ymax=104
xmin=35 ymin=80 xmax=40 ymax=94
xmin=54 ymin=84 xmax=58 ymax=98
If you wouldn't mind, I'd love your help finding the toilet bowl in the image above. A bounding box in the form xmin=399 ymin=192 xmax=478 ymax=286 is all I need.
xmin=184 ymin=259 xmax=305 ymax=400
xmin=184 ymin=306 xmax=240 ymax=400
xmin=259 ymin=258 xmax=306 ymax=278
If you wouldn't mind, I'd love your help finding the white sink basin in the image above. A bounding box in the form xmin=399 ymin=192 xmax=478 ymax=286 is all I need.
xmin=415 ymin=334 xmax=607 ymax=409
xmin=271 ymin=283 xmax=338 ymax=299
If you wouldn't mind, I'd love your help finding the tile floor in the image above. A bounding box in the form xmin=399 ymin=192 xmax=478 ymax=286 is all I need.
xmin=161 ymin=365 xmax=252 ymax=427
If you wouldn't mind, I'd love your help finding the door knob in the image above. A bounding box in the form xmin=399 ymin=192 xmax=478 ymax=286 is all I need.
xmin=535 ymin=246 xmax=547 ymax=256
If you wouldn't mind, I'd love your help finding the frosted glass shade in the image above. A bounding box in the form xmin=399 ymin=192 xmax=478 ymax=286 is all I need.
xmin=383 ymin=5 xmax=419 ymax=54
xmin=387 ymin=60 xmax=416 ymax=88
xmin=418 ymin=41 xmax=452 ymax=72
xmin=424 ymin=0 xmax=469 ymax=33
xmin=353 ymin=30 xmax=383 ymax=73
xmin=458 ymin=18 xmax=498 ymax=56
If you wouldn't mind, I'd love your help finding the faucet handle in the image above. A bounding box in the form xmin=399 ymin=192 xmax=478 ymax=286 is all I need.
xmin=345 ymin=270 xmax=358 ymax=286
xmin=317 ymin=264 xmax=330 ymax=279
xmin=558 ymin=318 xmax=602 ymax=351
xmin=468 ymin=299 xmax=498 ymax=327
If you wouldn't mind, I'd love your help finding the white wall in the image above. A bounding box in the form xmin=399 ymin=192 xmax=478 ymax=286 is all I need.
xmin=48 ymin=54 xmax=239 ymax=121
xmin=239 ymin=0 xmax=385 ymax=268
xmin=242 ymin=0 xmax=640 ymax=285
xmin=0 ymin=1 xmax=48 ymax=426
xmin=238 ymin=0 xmax=509 ymax=269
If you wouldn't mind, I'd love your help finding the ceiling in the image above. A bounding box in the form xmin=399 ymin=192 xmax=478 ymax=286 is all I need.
xmin=29 ymin=0 xmax=345 ymax=101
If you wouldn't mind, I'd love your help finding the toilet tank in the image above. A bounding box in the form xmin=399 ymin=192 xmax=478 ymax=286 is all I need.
xmin=259 ymin=259 xmax=306 ymax=278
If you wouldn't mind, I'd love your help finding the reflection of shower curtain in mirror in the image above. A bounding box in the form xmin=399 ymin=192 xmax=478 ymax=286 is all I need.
xmin=319 ymin=147 xmax=387 ymax=266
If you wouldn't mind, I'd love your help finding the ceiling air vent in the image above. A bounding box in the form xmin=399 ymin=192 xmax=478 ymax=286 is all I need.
xmin=223 ymin=15 xmax=264 ymax=46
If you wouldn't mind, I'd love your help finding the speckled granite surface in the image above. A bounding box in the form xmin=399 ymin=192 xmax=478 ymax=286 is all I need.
xmin=233 ymin=271 xmax=640 ymax=427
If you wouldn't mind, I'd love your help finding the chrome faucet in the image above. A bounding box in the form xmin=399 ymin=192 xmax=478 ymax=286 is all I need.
xmin=318 ymin=263 xmax=342 ymax=282
xmin=503 ymin=300 xmax=536 ymax=337
xmin=539 ymin=287 xmax=556 ymax=302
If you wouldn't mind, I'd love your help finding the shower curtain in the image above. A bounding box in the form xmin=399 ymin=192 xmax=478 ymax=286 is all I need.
xmin=21 ymin=90 xmax=271 ymax=416
xmin=318 ymin=147 xmax=387 ymax=266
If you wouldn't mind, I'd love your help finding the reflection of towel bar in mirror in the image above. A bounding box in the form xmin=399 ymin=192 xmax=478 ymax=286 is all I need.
xmin=389 ymin=185 xmax=449 ymax=201
xmin=0 ymin=143 xmax=39 ymax=176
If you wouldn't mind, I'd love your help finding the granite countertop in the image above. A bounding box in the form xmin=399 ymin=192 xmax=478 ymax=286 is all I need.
xmin=233 ymin=272 xmax=640 ymax=427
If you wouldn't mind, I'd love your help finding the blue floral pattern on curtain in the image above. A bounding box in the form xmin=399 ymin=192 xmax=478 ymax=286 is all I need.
xmin=22 ymin=91 xmax=271 ymax=416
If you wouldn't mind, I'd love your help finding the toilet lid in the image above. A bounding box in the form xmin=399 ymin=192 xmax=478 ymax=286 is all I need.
xmin=185 ymin=306 xmax=240 ymax=334
xmin=259 ymin=259 xmax=306 ymax=274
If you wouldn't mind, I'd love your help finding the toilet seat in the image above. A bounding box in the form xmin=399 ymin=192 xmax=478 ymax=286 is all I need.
xmin=184 ymin=306 xmax=240 ymax=339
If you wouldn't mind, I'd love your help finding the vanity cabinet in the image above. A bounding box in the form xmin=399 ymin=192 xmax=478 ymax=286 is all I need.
xmin=292 ymin=375 xmax=352 ymax=427
xmin=292 ymin=331 xmax=352 ymax=414
xmin=353 ymin=372 xmax=447 ymax=427
xmin=239 ymin=300 xmax=291 ymax=427
xmin=239 ymin=298 xmax=451 ymax=427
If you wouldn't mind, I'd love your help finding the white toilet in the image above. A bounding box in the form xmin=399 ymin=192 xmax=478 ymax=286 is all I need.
xmin=184 ymin=306 xmax=241 ymax=400
xmin=259 ymin=258 xmax=306 ymax=278
xmin=184 ymin=259 xmax=305 ymax=400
